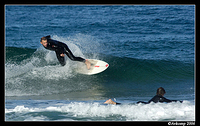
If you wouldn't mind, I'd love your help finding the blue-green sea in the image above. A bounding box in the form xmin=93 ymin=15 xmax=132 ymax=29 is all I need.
xmin=5 ymin=5 xmax=195 ymax=121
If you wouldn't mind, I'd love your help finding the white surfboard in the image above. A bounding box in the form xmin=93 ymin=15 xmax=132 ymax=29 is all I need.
xmin=76 ymin=59 xmax=109 ymax=75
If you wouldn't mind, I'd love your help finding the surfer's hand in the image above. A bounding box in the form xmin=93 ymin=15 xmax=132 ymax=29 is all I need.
xmin=60 ymin=53 xmax=65 ymax=57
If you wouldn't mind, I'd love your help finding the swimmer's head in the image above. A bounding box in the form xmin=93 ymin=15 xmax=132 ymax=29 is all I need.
xmin=156 ymin=87 xmax=166 ymax=96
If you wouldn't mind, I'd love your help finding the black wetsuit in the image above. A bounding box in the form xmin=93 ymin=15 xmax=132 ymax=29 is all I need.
xmin=115 ymin=95 xmax=182 ymax=105
xmin=136 ymin=95 xmax=182 ymax=104
xmin=43 ymin=35 xmax=85 ymax=66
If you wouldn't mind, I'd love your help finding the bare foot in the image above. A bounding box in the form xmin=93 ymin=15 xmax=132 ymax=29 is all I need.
xmin=60 ymin=53 xmax=65 ymax=57
xmin=104 ymin=99 xmax=117 ymax=105
xmin=85 ymin=60 xmax=91 ymax=69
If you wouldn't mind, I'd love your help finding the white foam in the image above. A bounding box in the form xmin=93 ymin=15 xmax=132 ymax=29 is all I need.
xmin=44 ymin=51 xmax=58 ymax=64
xmin=5 ymin=57 xmax=40 ymax=79
xmin=24 ymin=115 xmax=49 ymax=121
xmin=5 ymin=101 xmax=195 ymax=121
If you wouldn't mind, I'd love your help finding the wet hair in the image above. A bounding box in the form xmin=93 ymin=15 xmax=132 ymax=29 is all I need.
xmin=156 ymin=87 xmax=166 ymax=96
xmin=40 ymin=37 xmax=47 ymax=42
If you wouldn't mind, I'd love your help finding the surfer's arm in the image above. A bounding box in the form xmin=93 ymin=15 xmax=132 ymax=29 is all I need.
xmin=55 ymin=51 xmax=66 ymax=66
xmin=162 ymin=97 xmax=173 ymax=103
xmin=161 ymin=97 xmax=183 ymax=103
xmin=165 ymin=99 xmax=183 ymax=103
xmin=137 ymin=101 xmax=149 ymax=104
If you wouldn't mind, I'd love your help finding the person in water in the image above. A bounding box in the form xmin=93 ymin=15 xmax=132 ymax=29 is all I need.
xmin=40 ymin=35 xmax=91 ymax=69
xmin=104 ymin=87 xmax=183 ymax=105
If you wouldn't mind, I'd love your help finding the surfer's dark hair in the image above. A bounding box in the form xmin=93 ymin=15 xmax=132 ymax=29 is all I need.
xmin=156 ymin=87 xmax=166 ymax=96
xmin=40 ymin=37 xmax=47 ymax=42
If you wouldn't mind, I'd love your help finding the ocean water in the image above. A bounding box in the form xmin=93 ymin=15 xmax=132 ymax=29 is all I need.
xmin=5 ymin=5 xmax=195 ymax=121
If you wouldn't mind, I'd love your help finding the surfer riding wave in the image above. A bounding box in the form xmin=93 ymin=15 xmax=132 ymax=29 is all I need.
xmin=40 ymin=35 xmax=91 ymax=69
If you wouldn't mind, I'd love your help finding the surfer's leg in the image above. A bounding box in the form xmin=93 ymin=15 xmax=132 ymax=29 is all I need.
xmin=63 ymin=45 xmax=91 ymax=69
xmin=55 ymin=51 xmax=66 ymax=66
xmin=63 ymin=45 xmax=85 ymax=62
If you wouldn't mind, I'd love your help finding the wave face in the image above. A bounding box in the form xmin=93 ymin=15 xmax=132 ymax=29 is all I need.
xmin=5 ymin=43 xmax=99 ymax=97
xmin=5 ymin=45 xmax=194 ymax=99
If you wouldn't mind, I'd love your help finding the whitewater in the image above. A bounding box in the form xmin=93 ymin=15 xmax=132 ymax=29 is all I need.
xmin=5 ymin=100 xmax=194 ymax=121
